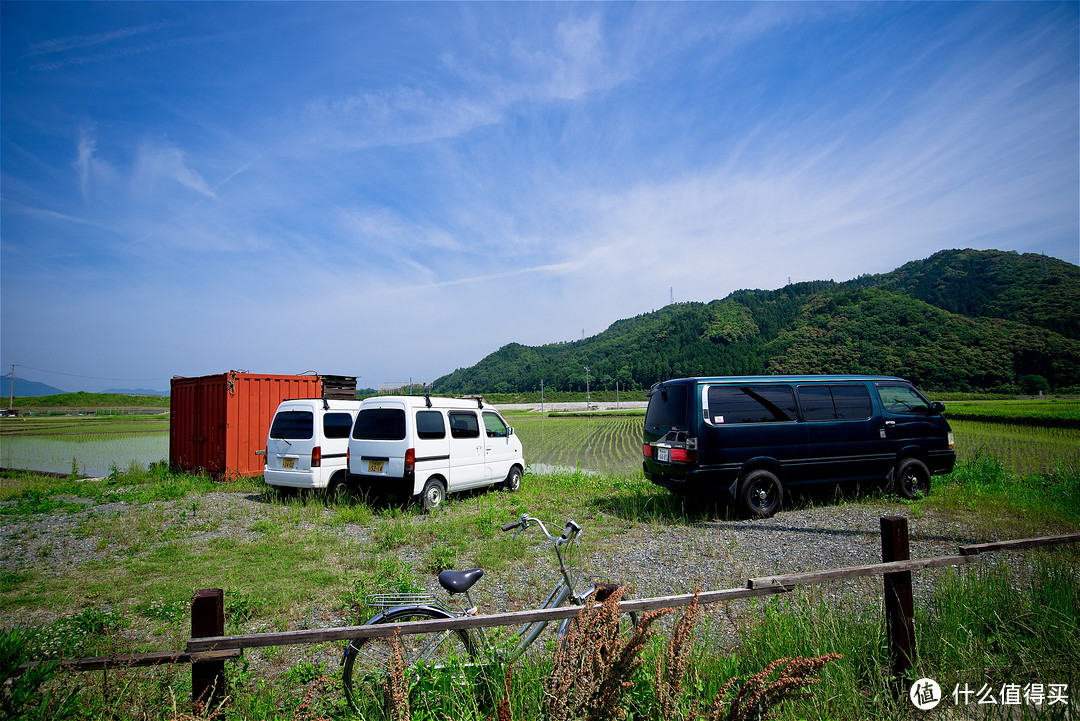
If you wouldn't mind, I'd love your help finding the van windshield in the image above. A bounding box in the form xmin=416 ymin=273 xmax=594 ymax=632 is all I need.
xmin=645 ymin=384 xmax=690 ymax=428
xmin=270 ymin=411 xmax=313 ymax=440
xmin=352 ymin=408 xmax=407 ymax=440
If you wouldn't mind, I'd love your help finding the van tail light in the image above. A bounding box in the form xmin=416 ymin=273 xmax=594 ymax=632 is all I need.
xmin=642 ymin=443 xmax=652 ymax=458
xmin=405 ymin=448 xmax=415 ymax=473
xmin=948 ymin=432 xmax=955 ymax=450
xmin=311 ymin=446 xmax=322 ymax=468
xmin=670 ymin=448 xmax=697 ymax=464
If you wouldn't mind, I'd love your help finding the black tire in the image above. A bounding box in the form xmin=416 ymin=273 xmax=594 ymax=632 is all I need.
xmin=739 ymin=469 xmax=784 ymax=518
xmin=342 ymin=607 xmax=475 ymax=713
xmin=325 ymin=473 xmax=350 ymax=502
xmin=503 ymin=466 xmax=523 ymax=492
xmin=420 ymin=478 xmax=446 ymax=513
xmin=894 ymin=458 xmax=930 ymax=500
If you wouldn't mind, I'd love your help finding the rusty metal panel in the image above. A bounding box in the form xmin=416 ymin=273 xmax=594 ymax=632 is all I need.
xmin=171 ymin=372 xmax=321 ymax=478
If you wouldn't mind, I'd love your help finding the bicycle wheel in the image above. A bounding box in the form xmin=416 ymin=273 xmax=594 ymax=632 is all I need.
xmin=342 ymin=607 xmax=476 ymax=712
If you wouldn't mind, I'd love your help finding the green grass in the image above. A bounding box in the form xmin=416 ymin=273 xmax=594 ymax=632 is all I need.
xmin=943 ymin=398 xmax=1080 ymax=426
xmin=6 ymin=392 xmax=170 ymax=410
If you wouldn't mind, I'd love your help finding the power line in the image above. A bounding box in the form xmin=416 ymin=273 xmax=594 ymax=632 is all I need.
xmin=13 ymin=364 xmax=168 ymax=382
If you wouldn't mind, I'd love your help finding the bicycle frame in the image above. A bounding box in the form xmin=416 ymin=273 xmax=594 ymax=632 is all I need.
xmin=347 ymin=514 xmax=607 ymax=669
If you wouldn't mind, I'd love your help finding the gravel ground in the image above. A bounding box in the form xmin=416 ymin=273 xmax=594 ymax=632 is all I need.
xmin=2 ymin=485 xmax=988 ymax=633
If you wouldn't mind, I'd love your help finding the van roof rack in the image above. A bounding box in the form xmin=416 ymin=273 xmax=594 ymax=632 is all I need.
xmin=457 ymin=394 xmax=485 ymax=409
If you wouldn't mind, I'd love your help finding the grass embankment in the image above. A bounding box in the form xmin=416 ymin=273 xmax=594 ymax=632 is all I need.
xmin=8 ymin=392 xmax=170 ymax=410
xmin=2 ymin=452 xmax=1078 ymax=720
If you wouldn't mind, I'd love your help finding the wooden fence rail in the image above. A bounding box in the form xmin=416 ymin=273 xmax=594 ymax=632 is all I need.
xmin=10 ymin=522 xmax=1079 ymax=710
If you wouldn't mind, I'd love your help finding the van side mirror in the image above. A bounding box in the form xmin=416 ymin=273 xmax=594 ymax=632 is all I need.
xmin=930 ymin=401 xmax=945 ymax=414
xmin=507 ymin=426 xmax=514 ymax=436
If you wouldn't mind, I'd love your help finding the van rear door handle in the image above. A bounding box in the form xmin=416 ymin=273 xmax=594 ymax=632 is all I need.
xmin=885 ymin=421 xmax=896 ymax=427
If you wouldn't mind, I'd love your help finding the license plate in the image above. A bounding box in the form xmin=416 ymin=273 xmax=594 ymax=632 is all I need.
xmin=368 ymin=460 xmax=384 ymax=473
xmin=282 ymin=457 xmax=295 ymax=469
xmin=657 ymin=447 xmax=670 ymax=463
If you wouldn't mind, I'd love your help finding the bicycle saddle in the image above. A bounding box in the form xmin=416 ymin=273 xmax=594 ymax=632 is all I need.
xmin=438 ymin=568 xmax=484 ymax=594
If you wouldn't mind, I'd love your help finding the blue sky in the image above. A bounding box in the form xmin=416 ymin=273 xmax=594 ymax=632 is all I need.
xmin=2 ymin=2 xmax=1077 ymax=393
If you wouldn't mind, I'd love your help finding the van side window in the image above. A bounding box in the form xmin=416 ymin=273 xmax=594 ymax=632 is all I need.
xmin=797 ymin=386 xmax=835 ymax=421
xmin=416 ymin=411 xmax=446 ymax=440
xmin=798 ymin=385 xmax=872 ymax=421
xmin=448 ymin=411 xmax=480 ymax=439
xmin=877 ymin=384 xmax=930 ymax=414
xmin=323 ymin=412 xmax=353 ymax=439
xmin=270 ymin=411 xmax=313 ymax=439
xmin=707 ymin=386 xmax=796 ymax=424
xmin=832 ymin=385 xmax=872 ymax=419
xmin=483 ymin=412 xmax=508 ymax=438
xmin=353 ymin=408 xmax=407 ymax=440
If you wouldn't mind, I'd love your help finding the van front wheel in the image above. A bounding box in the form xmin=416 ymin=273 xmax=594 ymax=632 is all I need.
xmin=503 ymin=466 xmax=522 ymax=492
xmin=894 ymin=458 xmax=930 ymax=500
xmin=740 ymin=470 xmax=783 ymax=518
xmin=420 ymin=479 xmax=446 ymax=513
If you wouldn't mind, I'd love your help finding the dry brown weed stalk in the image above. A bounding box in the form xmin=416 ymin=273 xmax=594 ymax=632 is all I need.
xmin=385 ymin=631 xmax=410 ymax=721
xmin=544 ymin=585 xmax=669 ymax=721
xmin=704 ymin=654 xmax=843 ymax=721
xmin=655 ymin=588 xmax=702 ymax=720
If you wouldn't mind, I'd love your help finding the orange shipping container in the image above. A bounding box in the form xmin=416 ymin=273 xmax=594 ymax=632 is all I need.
xmin=170 ymin=371 xmax=322 ymax=478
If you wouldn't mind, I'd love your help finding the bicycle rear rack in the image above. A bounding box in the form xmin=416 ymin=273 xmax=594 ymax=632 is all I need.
xmin=364 ymin=593 xmax=441 ymax=609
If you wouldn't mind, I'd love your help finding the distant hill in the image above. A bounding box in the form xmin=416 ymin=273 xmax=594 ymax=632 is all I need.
xmin=103 ymin=387 xmax=170 ymax=396
xmin=431 ymin=249 xmax=1080 ymax=395
xmin=0 ymin=377 xmax=66 ymax=397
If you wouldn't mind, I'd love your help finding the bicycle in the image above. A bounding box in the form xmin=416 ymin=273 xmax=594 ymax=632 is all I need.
xmin=341 ymin=513 xmax=637 ymax=711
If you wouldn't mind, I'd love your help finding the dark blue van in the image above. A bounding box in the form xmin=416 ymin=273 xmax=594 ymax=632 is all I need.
xmin=642 ymin=375 xmax=955 ymax=517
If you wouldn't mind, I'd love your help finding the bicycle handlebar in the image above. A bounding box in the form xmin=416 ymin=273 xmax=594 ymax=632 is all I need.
xmin=502 ymin=514 xmax=580 ymax=543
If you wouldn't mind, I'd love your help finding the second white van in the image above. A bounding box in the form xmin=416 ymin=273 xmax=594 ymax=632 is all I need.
xmin=348 ymin=396 xmax=524 ymax=511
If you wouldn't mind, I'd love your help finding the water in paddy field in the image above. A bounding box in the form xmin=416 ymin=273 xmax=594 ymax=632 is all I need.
xmin=0 ymin=434 xmax=169 ymax=477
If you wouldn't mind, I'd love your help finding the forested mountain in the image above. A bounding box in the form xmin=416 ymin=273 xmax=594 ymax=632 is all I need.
xmin=431 ymin=249 xmax=1080 ymax=394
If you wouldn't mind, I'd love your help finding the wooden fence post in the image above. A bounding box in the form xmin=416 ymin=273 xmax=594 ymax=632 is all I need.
xmin=191 ymin=589 xmax=225 ymax=711
xmin=880 ymin=516 xmax=916 ymax=686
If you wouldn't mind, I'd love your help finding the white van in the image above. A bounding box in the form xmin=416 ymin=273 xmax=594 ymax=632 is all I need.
xmin=264 ymin=399 xmax=362 ymax=497
xmin=348 ymin=396 xmax=524 ymax=511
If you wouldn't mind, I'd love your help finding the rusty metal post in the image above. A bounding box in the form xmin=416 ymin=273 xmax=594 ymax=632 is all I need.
xmin=881 ymin=516 xmax=916 ymax=686
xmin=191 ymin=589 xmax=225 ymax=711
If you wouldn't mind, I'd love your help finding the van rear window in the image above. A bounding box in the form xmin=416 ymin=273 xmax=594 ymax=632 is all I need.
xmin=270 ymin=411 xmax=313 ymax=440
xmin=352 ymin=408 xmax=407 ymax=440
xmin=645 ymin=384 xmax=690 ymax=428
xmin=707 ymin=386 xmax=796 ymax=424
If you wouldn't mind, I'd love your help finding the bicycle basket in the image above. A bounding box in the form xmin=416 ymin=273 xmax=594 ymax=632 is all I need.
xmin=364 ymin=593 xmax=440 ymax=609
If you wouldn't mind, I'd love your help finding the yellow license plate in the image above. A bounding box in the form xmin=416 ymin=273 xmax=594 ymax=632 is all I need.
xmin=367 ymin=460 xmax=384 ymax=473
xmin=282 ymin=457 xmax=295 ymax=469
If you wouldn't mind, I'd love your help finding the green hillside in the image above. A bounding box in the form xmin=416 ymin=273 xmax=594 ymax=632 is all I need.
xmin=431 ymin=249 xmax=1080 ymax=395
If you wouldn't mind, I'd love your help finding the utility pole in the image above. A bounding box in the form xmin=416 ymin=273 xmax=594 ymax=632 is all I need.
xmin=583 ymin=366 xmax=590 ymax=410
xmin=616 ymin=381 xmax=619 ymax=410
xmin=8 ymin=365 xmax=14 ymax=411
xmin=540 ymin=380 xmax=544 ymax=413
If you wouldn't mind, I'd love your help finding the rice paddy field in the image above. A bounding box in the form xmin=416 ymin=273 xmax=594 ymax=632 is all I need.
xmin=0 ymin=415 xmax=169 ymax=476
xmin=509 ymin=399 xmax=1080 ymax=477
xmin=1 ymin=398 xmax=1076 ymax=478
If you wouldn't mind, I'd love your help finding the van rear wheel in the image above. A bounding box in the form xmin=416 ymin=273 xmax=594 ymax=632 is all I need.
xmin=326 ymin=473 xmax=351 ymax=502
xmin=740 ymin=469 xmax=783 ymax=518
xmin=894 ymin=458 xmax=930 ymax=499
xmin=420 ymin=478 xmax=446 ymax=513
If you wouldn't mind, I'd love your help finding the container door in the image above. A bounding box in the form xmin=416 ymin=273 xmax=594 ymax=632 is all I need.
xmin=447 ymin=410 xmax=486 ymax=489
